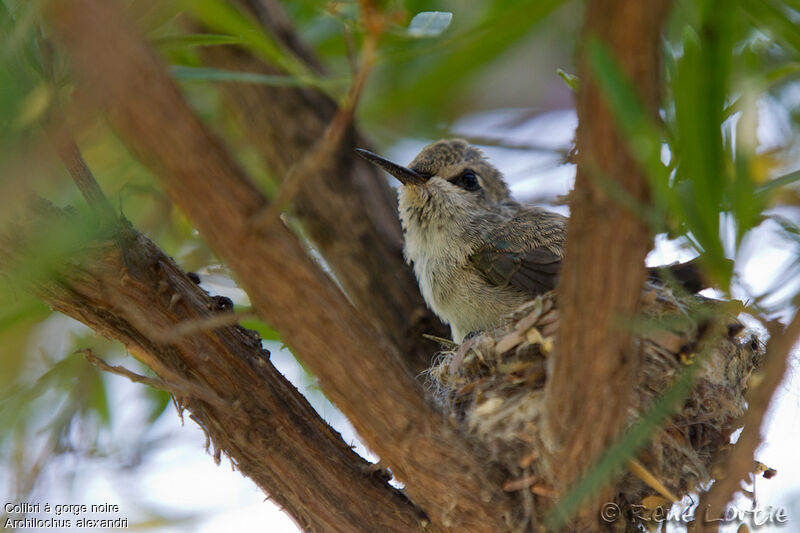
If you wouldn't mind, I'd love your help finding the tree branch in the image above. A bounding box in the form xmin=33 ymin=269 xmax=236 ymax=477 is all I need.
xmin=544 ymin=0 xmax=671 ymax=524
xmin=45 ymin=1 xmax=514 ymax=530
xmin=1 ymin=205 xmax=425 ymax=533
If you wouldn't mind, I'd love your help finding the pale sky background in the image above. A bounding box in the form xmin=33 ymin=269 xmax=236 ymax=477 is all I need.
xmin=4 ymin=106 xmax=800 ymax=532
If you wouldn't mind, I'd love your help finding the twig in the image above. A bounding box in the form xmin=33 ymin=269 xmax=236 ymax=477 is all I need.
xmin=503 ymin=473 xmax=539 ymax=492
xmin=154 ymin=309 xmax=257 ymax=343
xmin=37 ymin=30 xmax=117 ymax=223
xmin=79 ymin=348 xmax=170 ymax=390
xmin=48 ymin=131 xmax=118 ymax=223
xmin=339 ymin=18 xmax=358 ymax=75
xmin=252 ymin=2 xmax=381 ymax=226
xmin=444 ymin=133 xmax=571 ymax=158
xmin=694 ymin=311 xmax=800 ymax=532
xmin=627 ymin=458 xmax=678 ymax=503
xmin=80 ymin=348 xmax=236 ymax=414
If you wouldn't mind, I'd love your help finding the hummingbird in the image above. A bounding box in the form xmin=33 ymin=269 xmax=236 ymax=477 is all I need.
xmin=357 ymin=139 xmax=566 ymax=343
xmin=357 ymin=139 xmax=711 ymax=343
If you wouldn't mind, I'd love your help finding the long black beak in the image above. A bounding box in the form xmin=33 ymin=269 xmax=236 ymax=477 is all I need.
xmin=355 ymin=148 xmax=428 ymax=186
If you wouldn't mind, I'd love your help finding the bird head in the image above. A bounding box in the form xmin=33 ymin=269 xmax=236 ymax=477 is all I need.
xmin=356 ymin=139 xmax=511 ymax=221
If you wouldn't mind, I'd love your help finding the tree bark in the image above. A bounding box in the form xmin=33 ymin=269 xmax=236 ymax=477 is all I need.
xmin=1 ymin=204 xmax=426 ymax=533
xmin=545 ymin=0 xmax=670 ymax=524
xmin=45 ymin=1 xmax=514 ymax=530
xmin=196 ymin=0 xmax=448 ymax=375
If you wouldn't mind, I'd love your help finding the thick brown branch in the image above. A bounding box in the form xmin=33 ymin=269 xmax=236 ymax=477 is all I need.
xmin=46 ymin=1 xmax=513 ymax=530
xmin=2 ymin=210 xmax=425 ymax=533
xmin=195 ymin=0 xmax=447 ymax=375
xmin=695 ymin=312 xmax=800 ymax=531
xmin=545 ymin=0 xmax=670 ymax=525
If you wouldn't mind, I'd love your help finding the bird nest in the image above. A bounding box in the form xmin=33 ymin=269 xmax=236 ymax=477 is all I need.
xmin=426 ymin=283 xmax=765 ymax=530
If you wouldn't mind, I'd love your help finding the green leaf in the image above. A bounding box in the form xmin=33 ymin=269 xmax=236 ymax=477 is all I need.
xmin=169 ymin=65 xmax=343 ymax=88
xmin=366 ymin=0 xmax=564 ymax=125
xmin=86 ymin=364 xmax=111 ymax=425
xmin=756 ymin=168 xmax=800 ymax=195
xmin=180 ymin=0 xmax=330 ymax=92
xmin=0 ymin=0 xmax=43 ymax=60
xmin=669 ymin=11 xmax=734 ymax=283
xmin=586 ymin=168 xmax=665 ymax=233
xmin=585 ymin=40 xmax=671 ymax=215
xmin=240 ymin=317 xmax=280 ymax=342
xmin=723 ymin=62 xmax=800 ymax=119
xmin=152 ymin=33 xmax=245 ymax=50
xmin=730 ymin=107 xmax=763 ymax=246
xmin=0 ymin=297 xmax=49 ymax=332
xmin=0 ymin=298 xmax=52 ymax=390
xmin=556 ymin=68 xmax=578 ymax=91
xmin=407 ymin=11 xmax=453 ymax=38
xmin=740 ymin=0 xmax=800 ymax=55
xmin=1 ymin=206 xmax=108 ymax=289
xmin=145 ymin=386 xmax=172 ymax=423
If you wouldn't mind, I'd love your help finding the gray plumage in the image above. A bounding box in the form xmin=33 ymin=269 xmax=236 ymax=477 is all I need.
xmin=357 ymin=139 xmax=710 ymax=342
xmin=358 ymin=139 xmax=566 ymax=342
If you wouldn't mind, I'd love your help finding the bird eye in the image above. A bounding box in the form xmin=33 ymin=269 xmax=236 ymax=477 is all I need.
xmin=458 ymin=171 xmax=480 ymax=191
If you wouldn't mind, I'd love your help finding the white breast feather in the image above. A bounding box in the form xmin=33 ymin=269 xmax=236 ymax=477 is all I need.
xmin=399 ymin=186 xmax=528 ymax=342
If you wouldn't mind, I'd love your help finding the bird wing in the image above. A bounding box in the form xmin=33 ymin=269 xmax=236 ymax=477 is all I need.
xmin=468 ymin=207 xmax=566 ymax=296
xmin=469 ymin=242 xmax=562 ymax=296
xmin=468 ymin=204 xmax=715 ymax=296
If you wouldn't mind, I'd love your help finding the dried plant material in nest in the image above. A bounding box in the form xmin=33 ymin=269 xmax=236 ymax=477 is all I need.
xmin=425 ymin=283 xmax=764 ymax=529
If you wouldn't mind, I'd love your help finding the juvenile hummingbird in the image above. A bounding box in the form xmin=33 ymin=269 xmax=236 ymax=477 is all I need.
xmin=357 ymin=139 xmax=566 ymax=343
xmin=357 ymin=139 xmax=708 ymax=343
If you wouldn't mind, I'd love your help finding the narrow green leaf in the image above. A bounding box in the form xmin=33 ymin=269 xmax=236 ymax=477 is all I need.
xmin=730 ymin=106 xmax=764 ymax=246
xmin=180 ymin=0 xmax=326 ymax=90
xmin=723 ymin=62 xmax=800 ymax=119
xmin=756 ymin=168 xmax=800 ymax=195
xmin=0 ymin=1 xmax=14 ymax=32
xmin=145 ymin=387 xmax=172 ymax=423
xmin=407 ymin=11 xmax=453 ymax=38
xmin=1 ymin=0 xmax=44 ymax=60
xmin=368 ymin=0 xmax=564 ymax=122
xmin=87 ymin=365 xmax=111 ymax=425
xmin=669 ymin=11 xmax=733 ymax=282
xmin=741 ymin=0 xmax=800 ymax=55
xmin=556 ymin=68 xmax=578 ymax=91
xmin=169 ymin=65 xmax=341 ymax=88
xmin=585 ymin=40 xmax=671 ymax=211
xmin=240 ymin=317 xmax=280 ymax=342
xmin=153 ymin=33 xmax=245 ymax=50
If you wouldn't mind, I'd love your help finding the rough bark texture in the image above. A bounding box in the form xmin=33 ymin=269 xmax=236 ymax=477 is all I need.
xmin=196 ymin=0 xmax=448 ymax=376
xmin=544 ymin=0 xmax=671 ymax=523
xmin=46 ymin=1 xmax=514 ymax=530
xmin=2 ymin=208 xmax=425 ymax=533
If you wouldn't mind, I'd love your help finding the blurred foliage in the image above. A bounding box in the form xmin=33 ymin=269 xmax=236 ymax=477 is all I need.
xmin=550 ymin=0 xmax=800 ymax=519
xmin=584 ymin=0 xmax=800 ymax=310
xmin=1 ymin=0 xmax=800 ymax=528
